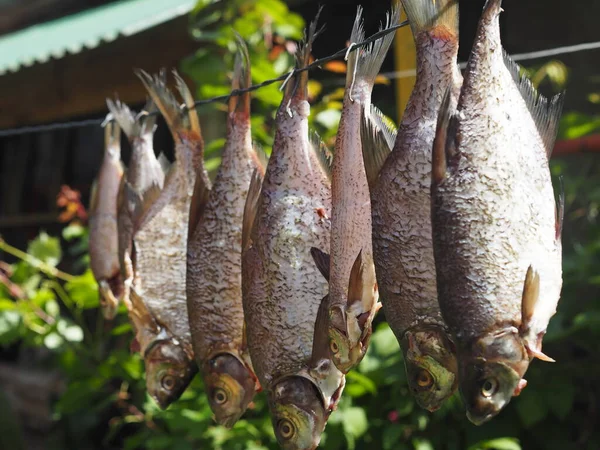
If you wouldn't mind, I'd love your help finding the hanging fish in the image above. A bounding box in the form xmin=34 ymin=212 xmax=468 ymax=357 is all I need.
xmin=242 ymin=13 xmax=344 ymax=450
xmin=186 ymin=35 xmax=264 ymax=428
xmin=363 ymin=0 xmax=461 ymax=411
xmin=107 ymin=96 xmax=166 ymax=311
xmin=89 ymin=118 xmax=124 ymax=320
xmin=431 ymin=0 xmax=565 ymax=425
xmin=311 ymin=5 xmax=401 ymax=374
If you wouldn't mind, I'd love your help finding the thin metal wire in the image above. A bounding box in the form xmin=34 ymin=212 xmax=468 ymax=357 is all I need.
xmin=1 ymin=36 xmax=599 ymax=138
xmin=0 ymin=20 xmax=409 ymax=138
xmin=380 ymin=39 xmax=600 ymax=80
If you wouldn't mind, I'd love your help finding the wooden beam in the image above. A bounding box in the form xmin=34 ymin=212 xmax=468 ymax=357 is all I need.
xmin=0 ymin=14 xmax=199 ymax=128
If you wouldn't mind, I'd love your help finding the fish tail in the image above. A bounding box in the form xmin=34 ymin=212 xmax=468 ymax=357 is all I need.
xmin=103 ymin=114 xmax=121 ymax=158
xmin=173 ymin=70 xmax=202 ymax=137
xmin=401 ymin=0 xmax=458 ymax=40
xmin=136 ymin=69 xmax=189 ymax=138
xmin=229 ymin=32 xmax=252 ymax=116
xmin=283 ymin=7 xmax=324 ymax=103
xmin=346 ymin=4 xmax=401 ymax=91
xmin=106 ymin=99 xmax=138 ymax=140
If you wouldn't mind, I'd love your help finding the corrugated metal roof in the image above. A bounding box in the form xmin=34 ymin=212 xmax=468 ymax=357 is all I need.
xmin=0 ymin=0 xmax=196 ymax=75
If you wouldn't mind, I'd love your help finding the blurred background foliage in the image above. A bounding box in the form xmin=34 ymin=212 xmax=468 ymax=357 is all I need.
xmin=0 ymin=0 xmax=599 ymax=449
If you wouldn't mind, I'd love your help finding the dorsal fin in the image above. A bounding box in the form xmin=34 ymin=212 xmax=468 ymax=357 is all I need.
xmin=173 ymin=70 xmax=201 ymax=136
xmin=556 ymin=175 xmax=565 ymax=241
xmin=251 ymin=141 xmax=268 ymax=177
xmin=503 ymin=50 xmax=565 ymax=158
xmin=242 ymin=169 xmax=263 ymax=252
xmin=309 ymin=130 xmax=333 ymax=182
xmin=187 ymin=169 xmax=211 ymax=240
xmin=310 ymin=247 xmax=330 ymax=282
xmin=360 ymin=104 xmax=396 ymax=190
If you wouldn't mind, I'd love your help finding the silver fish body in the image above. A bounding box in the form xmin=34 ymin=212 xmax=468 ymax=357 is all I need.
xmin=431 ymin=0 xmax=564 ymax=424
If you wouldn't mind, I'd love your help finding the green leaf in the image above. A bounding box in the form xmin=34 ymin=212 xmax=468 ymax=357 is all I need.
xmin=65 ymin=270 xmax=99 ymax=309
xmin=62 ymin=223 xmax=86 ymax=241
xmin=27 ymin=232 xmax=61 ymax=267
xmin=0 ymin=299 xmax=17 ymax=311
xmin=0 ymin=310 xmax=23 ymax=345
xmin=369 ymin=322 xmax=400 ymax=358
xmin=515 ymin=388 xmax=548 ymax=428
xmin=57 ymin=319 xmax=83 ymax=342
xmin=345 ymin=370 xmax=377 ymax=398
xmin=315 ymin=109 xmax=342 ymax=130
xmin=111 ymin=322 xmax=133 ymax=336
xmin=469 ymin=437 xmax=521 ymax=450
xmin=44 ymin=332 xmax=64 ymax=349
xmin=341 ymin=406 xmax=368 ymax=439
xmin=413 ymin=438 xmax=434 ymax=450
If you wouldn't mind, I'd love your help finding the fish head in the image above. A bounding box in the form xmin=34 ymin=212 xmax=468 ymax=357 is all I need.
xmin=327 ymin=306 xmax=356 ymax=373
xmin=459 ymin=328 xmax=529 ymax=425
xmin=144 ymin=337 xmax=196 ymax=409
xmin=268 ymin=376 xmax=326 ymax=450
xmin=402 ymin=327 xmax=458 ymax=412
xmin=203 ymin=353 xmax=257 ymax=428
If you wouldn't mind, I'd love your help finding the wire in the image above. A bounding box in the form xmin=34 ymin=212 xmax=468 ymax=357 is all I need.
xmin=1 ymin=36 xmax=600 ymax=138
xmin=0 ymin=20 xmax=408 ymax=138
xmin=380 ymin=39 xmax=600 ymax=80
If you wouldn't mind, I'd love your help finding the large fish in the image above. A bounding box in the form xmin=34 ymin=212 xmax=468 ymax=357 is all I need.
xmin=186 ymin=36 xmax=264 ymax=428
xmin=362 ymin=0 xmax=461 ymax=411
xmin=89 ymin=118 xmax=124 ymax=320
xmin=242 ymin=15 xmax=344 ymax=450
xmin=311 ymin=6 xmax=400 ymax=374
xmin=431 ymin=0 xmax=564 ymax=425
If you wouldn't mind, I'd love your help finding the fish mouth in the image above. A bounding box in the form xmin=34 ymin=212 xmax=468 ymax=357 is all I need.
xmin=466 ymin=410 xmax=494 ymax=426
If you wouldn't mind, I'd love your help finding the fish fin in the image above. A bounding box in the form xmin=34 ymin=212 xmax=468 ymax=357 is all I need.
xmin=401 ymin=0 xmax=458 ymax=39
xmin=137 ymin=70 xmax=186 ymax=137
xmin=126 ymin=180 xmax=164 ymax=232
xmin=310 ymin=295 xmax=331 ymax=365
xmin=502 ymin=50 xmax=565 ymax=157
xmin=526 ymin=345 xmax=555 ymax=363
xmin=229 ymin=32 xmax=252 ymax=116
xmin=128 ymin=287 xmax=159 ymax=333
xmin=157 ymin=152 xmax=172 ymax=175
xmin=432 ymin=87 xmax=454 ymax=184
xmin=346 ymin=4 xmax=401 ymax=91
xmin=89 ymin=179 xmax=99 ymax=213
xmin=347 ymin=250 xmax=365 ymax=307
xmin=520 ymin=265 xmax=540 ymax=330
xmin=310 ymin=247 xmax=330 ymax=282
xmin=309 ymin=130 xmax=333 ymax=182
xmin=106 ymin=98 xmax=139 ymax=139
xmin=173 ymin=70 xmax=201 ymax=136
xmin=242 ymin=169 xmax=263 ymax=252
xmin=556 ymin=176 xmax=565 ymax=240
xmin=251 ymin=141 xmax=268 ymax=176
xmin=283 ymin=8 xmax=324 ymax=102
xmin=360 ymin=105 xmax=395 ymax=190
xmin=188 ymin=170 xmax=211 ymax=240
xmin=139 ymin=89 xmax=161 ymax=136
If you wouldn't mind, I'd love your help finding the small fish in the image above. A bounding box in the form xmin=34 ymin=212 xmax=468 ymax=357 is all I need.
xmin=186 ymin=36 xmax=264 ymax=428
xmin=314 ymin=5 xmax=400 ymax=374
xmin=431 ymin=0 xmax=565 ymax=425
xmin=242 ymin=13 xmax=344 ymax=450
xmin=89 ymin=118 xmax=124 ymax=320
xmin=107 ymin=96 xmax=166 ymax=310
xmin=364 ymin=0 xmax=461 ymax=411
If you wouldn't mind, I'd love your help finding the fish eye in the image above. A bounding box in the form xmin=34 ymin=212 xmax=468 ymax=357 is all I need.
xmin=330 ymin=339 xmax=339 ymax=354
xmin=278 ymin=419 xmax=295 ymax=440
xmin=213 ymin=388 xmax=228 ymax=405
xmin=161 ymin=374 xmax=176 ymax=391
xmin=481 ymin=378 xmax=498 ymax=398
xmin=416 ymin=370 xmax=433 ymax=389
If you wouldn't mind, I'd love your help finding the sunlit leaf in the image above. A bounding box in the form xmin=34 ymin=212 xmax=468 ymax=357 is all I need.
xmin=27 ymin=232 xmax=61 ymax=268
